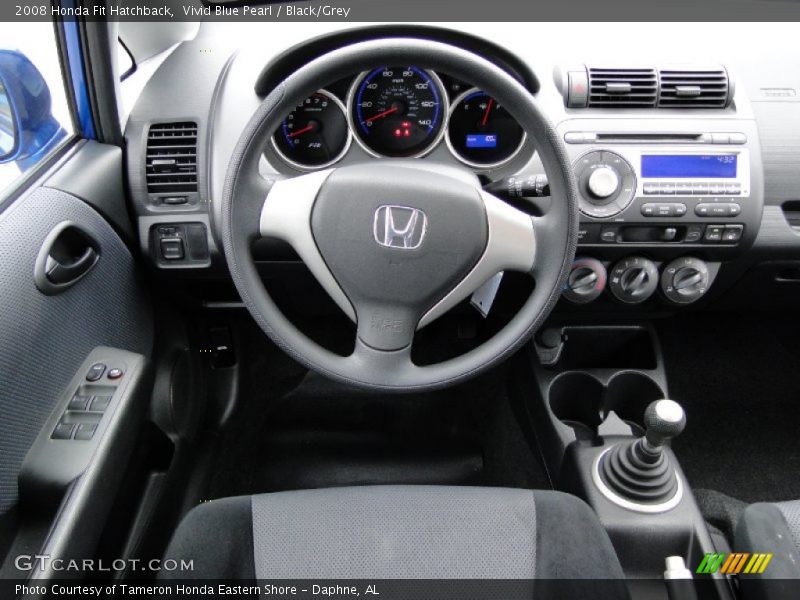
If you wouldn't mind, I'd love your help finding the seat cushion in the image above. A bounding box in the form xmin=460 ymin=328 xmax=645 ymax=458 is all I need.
xmin=162 ymin=486 xmax=628 ymax=598
xmin=735 ymin=501 xmax=800 ymax=600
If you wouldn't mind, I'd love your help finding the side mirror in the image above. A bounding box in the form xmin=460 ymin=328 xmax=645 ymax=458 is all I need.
xmin=0 ymin=76 xmax=18 ymax=160
xmin=0 ymin=49 xmax=66 ymax=167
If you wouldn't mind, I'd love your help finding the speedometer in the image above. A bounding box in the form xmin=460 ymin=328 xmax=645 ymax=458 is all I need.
xmin=348 ymin=67 xmax=446 ymax=158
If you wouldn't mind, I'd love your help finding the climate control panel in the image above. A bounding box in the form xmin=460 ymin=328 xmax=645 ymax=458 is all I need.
xmin=563 ymin=255 xmax=719 ymax=306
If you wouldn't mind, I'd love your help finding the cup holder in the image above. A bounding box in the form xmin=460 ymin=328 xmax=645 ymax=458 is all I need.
xmin=604 ymin=372 xmax=666 ymax=434
xmin=548 ymin=371 xmax=666 ymax=440
xmin=549 ymin=372 xmax=605 ymax=441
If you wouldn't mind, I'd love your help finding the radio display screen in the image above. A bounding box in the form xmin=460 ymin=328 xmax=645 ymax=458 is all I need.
xmin=641 ymin=154 xmax=737 ymax=178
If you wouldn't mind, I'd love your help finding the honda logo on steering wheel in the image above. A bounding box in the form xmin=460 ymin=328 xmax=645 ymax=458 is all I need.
xmin=373 ymin=205 xmax=428 ymax=250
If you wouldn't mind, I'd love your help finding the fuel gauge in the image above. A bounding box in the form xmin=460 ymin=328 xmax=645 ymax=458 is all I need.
xmin=446 ymin=89 xmax=526 ymax=169
xmin=272 ymin=90 xmax=350 ymax=170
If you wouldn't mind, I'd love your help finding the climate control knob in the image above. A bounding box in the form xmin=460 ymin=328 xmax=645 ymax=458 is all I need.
xmin=661 ymin=257 xmax=710 ymax=304
xmin=609 ymin=256 xmax=659 ymax=304
xmin=563 ymin=257 xmax=607 ymax=304
xmin=588 ymin=167 xmax=620 ymax=199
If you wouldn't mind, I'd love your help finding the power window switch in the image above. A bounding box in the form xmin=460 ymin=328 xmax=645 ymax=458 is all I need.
xmin=74 ymin=424 xmax=97 ymax=441
xmin=160 ymin=237 xmax=185 ymax=260
xmin=68 ymin=394 xmax=91 ymax=411
xmin=52 ymin=422 xmax=75 ymax=440
xmin=90 ymin=395 xmax=112 ymax=412
xmin=86 ymin=363 xmax=106 ymax=381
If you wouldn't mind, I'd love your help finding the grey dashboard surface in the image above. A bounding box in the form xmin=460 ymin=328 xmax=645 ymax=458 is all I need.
xmin=124 ymin=22 xmax=800 ymax=255
xmin=0 ymin=187 xmax=153 ymax=515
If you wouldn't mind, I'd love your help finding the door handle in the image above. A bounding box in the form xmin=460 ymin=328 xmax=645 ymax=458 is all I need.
xmin=34 ymin=222 xmax=100 ymax=295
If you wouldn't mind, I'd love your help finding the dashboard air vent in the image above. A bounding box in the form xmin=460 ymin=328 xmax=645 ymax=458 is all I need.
xmin=658 ymin=68 xmax=730 ymax=108
xmin=588 ymin=68 xmax=657 ymax=108
xmin=146 ymin=122 xmax=198 ymax=194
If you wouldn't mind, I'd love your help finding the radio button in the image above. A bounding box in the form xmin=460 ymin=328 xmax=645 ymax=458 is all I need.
xmin=709 ymin=204 xmax=732 ymax=217
xmin=729 ymin=133 xmax=747 ymax=144
xmin=709 ymin=183 xmax=726 ymax=195
xmin=643 ymin=183 xmax=660 ymax=195
xmin=692 ymin=183 xmax=710 ymax=195
xmin=675 ymin=182 xmax=693 ymax=195
xmin=725 ymin=183 xmax=742 ymax=195
xmin=712 ymin=133 xmax=731 ymax=144
xmin=660 ymin=183 xmax=676 ymax=195
xmin=641 ymin=203 xmax=687 ymax=217
xmin=695 ymin=203 xmax=741 ymax=217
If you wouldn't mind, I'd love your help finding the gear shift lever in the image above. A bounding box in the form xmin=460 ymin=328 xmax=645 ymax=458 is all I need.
xmin=644 ymin=399 xmax=687 ymax=451
xmin=596 ymin=400 xmax=686 ymax=509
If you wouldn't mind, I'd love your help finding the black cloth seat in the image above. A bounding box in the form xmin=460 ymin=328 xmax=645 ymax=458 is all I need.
xmin=736 ymin=500 xmax=800 ymax=600
xmin=161 ymin=485 xmax=629 ymax=598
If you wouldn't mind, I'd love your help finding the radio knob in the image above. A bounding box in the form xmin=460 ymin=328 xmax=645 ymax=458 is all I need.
xmin=588 ymin=166 xmax=620 ymax=199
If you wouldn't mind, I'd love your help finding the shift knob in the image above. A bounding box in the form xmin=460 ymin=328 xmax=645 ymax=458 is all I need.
xmin=644 ymin=399 xmax=686 ymax=449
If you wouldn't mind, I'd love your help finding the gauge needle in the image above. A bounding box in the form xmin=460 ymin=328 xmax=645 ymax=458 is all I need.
xmin=287 ymin=124 xmax=315 ymax=138
xmin=364 ymin=106 xmax=399 ymax=124
xmin=480 ymin=98 xmax=494 ymax=127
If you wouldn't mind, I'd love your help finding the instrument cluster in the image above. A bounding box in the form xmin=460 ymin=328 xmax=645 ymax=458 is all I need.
xmin=270 ymin=66 xmax=528 ymax=172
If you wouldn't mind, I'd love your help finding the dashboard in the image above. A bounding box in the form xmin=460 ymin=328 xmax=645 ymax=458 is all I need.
xmin=122 ymin=23 xmax=800 ymax=316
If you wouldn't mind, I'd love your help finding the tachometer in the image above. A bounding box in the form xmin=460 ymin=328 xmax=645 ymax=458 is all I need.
xmin=348 ymin=67 xmax=446 ymax=158
xmin=272 ymin=90 xmax=350 ymax=170
xmin=446 ymin=89 xmax=526 ymax=169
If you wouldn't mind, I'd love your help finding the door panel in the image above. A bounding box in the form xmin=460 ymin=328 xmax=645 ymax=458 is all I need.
xmin=0 ymin=183 xmax=153 ymax=516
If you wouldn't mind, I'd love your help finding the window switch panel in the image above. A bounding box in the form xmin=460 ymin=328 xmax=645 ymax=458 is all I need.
xmin=51 ymin=422 xmax=75 ymax=440
xmin=74 ymin=424 xmax=97 ymax=441
xmin=89 ymin=395 xmax=111 ymax=412
xmin=68 ymin=394 xmax=91 ymax=411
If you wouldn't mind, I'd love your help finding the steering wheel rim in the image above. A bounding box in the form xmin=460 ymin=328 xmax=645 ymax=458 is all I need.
xmin=220 ymin=38 xmax=579 ymax=392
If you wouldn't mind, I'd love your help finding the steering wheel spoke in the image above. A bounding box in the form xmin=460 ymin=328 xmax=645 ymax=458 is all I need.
xmin=418 ymin=190 xmax=536 ymax=328
xmin=259 ymin=169 xmax=356 ymax=321
xmin=350 ymin=336 xmax=415 ymax=377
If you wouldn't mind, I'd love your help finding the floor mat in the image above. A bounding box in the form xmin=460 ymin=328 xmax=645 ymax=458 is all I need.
xmin=201 ymin=332 xmax=549 ymax=500
xmin=658 ymin=313 xmax=800 ymax=504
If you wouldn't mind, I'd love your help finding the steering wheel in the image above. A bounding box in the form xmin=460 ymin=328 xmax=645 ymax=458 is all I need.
xmin=220 ymin=38 xmax=578 ymax=392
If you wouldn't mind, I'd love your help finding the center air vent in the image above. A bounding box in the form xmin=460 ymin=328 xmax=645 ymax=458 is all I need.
xmin=658 ymin=68 xmax=731 ymax=108
xmin=588 ymin=68 xmax=658 ymax=108
xmin=146 ymin=122 xmax=198 ymax=194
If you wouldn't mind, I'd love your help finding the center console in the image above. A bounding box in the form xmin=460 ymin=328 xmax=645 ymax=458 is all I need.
xmin=523 ymin=325 xmax=734 ymax=598
xmin=557 ymin=118 xmax=764 ymax=308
